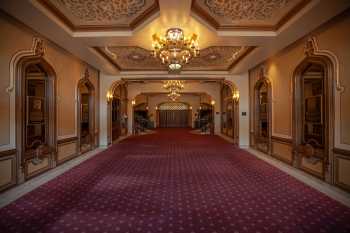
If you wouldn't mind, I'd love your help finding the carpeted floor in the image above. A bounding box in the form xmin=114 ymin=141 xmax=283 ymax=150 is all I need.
xmin=0 ymin=129 xmax=349 ymax=233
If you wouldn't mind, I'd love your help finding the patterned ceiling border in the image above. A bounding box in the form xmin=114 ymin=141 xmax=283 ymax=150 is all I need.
xmin=35 ymin=0 xmax=160 ymax=32
xmin=191 ymin=0 xmax=312 ymax=31
xmin=93 ymin=47 xmax=121 ymax=70
xmin=93 ymin=46 xmax=256 ymax=72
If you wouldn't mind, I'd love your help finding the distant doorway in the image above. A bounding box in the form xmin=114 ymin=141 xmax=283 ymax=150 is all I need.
xmin=158 ymin=102 xmax=191 ymax=128
xmin=110 ymin=83 xmax=127 ymax=143
xmin=77 ymin=79 xmax=95 ymax=153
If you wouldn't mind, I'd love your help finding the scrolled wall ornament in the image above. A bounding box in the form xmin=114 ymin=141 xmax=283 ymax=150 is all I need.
xmin=304 ymin=37 xmax=344 ymax=92
xmin=83 ymin=67 xmax=90 ymax=80
xmin=7 ymin=37 xmax=46 ymax=93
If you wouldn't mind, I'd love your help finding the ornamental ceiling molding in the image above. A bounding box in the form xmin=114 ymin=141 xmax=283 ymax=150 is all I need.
xmin=191 ymin=0 xmax=312 ymax=31
xmin=34 ymin=0 xmax=160 ymax=32
xmin=94 ymin=46 xmax=255 ymax=72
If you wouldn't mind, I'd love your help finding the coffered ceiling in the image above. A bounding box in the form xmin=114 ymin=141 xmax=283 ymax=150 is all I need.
xmin=191 ymin=0 xmax=310 ymax=30
xmin=35 ymin=0 xmax=160 ymax=31
xmin=1 ymin=0 xmax=349 ymax=76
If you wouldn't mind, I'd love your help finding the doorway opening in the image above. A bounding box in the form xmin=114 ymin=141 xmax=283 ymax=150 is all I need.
xmin=77 ymin=79 xmax=95 ymax=153
xmin=157 ymin=102 xmax=191 ymax=128
xmin=294 ymin=58 xmax=331 ymax=179
xmin=16 ymin=58 xmax=56 ymax=179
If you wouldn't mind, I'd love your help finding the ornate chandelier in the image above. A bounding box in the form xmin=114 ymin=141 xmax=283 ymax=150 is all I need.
xmin=152 ymin=28 xmax=199 ymax=71
xmin=163 ymin=80 xmax=184 ymax=91
xmin=168 ymin=90 xmax=181 ymax=101
xmin=163 ymin=80 xmax=184 ymax=101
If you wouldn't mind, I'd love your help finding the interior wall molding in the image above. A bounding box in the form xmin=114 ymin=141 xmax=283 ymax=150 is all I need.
xmin=0 ymin=37 xmax=46 ymax=152
xmin=303 ymin=37 xmax=348 ymax=150
xmin=57 ymin=134 xmax=77 ymax=141
xmin=57 ymin=136 xmax=78 ymax=145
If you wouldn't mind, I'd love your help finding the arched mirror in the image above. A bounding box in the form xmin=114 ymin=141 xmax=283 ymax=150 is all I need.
xmin=77 ymin=79 xmax=95 ymax=153
xmin=109 ymin=83 xmax=127 ymax=143
xmin=221 ymin=83 xmax=239 ymax=144
xmin=294 ymin=58 xmax=330 ymax=179
xmin=17 ymin=58 xmax=56 ymax=179
xmin=254 ymin=76 xmax=271 ymax=153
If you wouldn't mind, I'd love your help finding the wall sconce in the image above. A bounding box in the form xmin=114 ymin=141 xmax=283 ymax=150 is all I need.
xmin=146 ymin=106 xmax=149 ymax=110
xmin=106 ymin=91 xmax=113 ymax=102
xmin=131 ymin=100 xmax=136 ymax=105
xmin=189 ymin=106 xmax=192 ymax=110
xmin=155 ymin=106 xmax=158 ymax=110
xmin=211 ymin=100 xmax=215 ymax=106
xmin=233 ymin=90 xmax=240 ymax=102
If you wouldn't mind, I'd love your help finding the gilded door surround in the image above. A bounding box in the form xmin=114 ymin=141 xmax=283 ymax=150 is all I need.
xmin=254 ymin=67 xmax=272 ymax=154
xmin=15 ymin=45 xmax=57 ymax=182
xmin=1 ymin=38 xmax=45 ymax=154
xmin=107 ymin=81 xmax=128 ymax=145
xmin=221 ymin=80 xmax=240 ymax=145
xmin=77 ymin=69 xmax=96 ymax=154
xmin=292 ymin=37 xmax=335 ymax=181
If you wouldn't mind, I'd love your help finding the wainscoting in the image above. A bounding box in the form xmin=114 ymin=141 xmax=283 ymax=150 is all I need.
xmin=0 ymin=135 xmax=97 ymax=192
xmin=271 ymin=136 xmax=293 ymax=164
xmin=334 ymin=149 xmax=350 ymax=192
xmin=57 ymin=137 xmax=78 ymax=165
xmin=0 ymin=150 xmax=16 ymax=192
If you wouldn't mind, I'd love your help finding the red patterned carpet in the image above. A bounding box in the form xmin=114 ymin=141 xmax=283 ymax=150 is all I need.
xmin=0 ymin=129 xmax=349 ymax=233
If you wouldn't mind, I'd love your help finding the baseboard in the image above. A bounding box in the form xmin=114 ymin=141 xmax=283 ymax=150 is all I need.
xmin=245 ymin=148 xmax=350 ymax=208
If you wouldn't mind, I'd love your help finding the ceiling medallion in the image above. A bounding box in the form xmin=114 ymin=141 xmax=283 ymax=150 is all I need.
xmin=163 ymin=80 xmax=185 ymax=101
xmin=152 ymin=28 xmax=199 ymax=72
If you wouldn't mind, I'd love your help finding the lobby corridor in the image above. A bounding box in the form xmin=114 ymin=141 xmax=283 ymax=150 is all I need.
xmin=0 ymin=129 xmax=349 ymax=233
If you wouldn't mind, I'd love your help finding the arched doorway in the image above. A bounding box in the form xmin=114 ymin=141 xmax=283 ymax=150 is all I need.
xmin=157 ymin=102 xmax=191 ymax=128
xmin=197 ymin=103 xmax=214 ymax=134
xmin=293 ymin=56 xmax=333 ymax=180
xmin=109 ymin=82 xmax=127 ymax=143
xmin=16 ymin=58 xmax=56 ymax=180
xmin=221 ymin=82 xmax=239 ymax=144
xmin=254 ymin=71 xmax=272 ymax=154
xmin=77 ymin=78 xmax=95 ymax=154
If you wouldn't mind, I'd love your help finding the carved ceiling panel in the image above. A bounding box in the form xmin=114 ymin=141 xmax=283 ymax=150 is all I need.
xmin=35 ymin=0 xmax=159 ymax=31
xmin=95 ymin=46 xmax=255 ymax=71
xmin=191 ymin=0 xmax=310 ymax=30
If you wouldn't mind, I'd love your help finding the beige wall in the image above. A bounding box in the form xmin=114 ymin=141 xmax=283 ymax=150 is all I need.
xmin=249 ymin=12 xmax=350 ymax=146
xmin=0 ymin=13 xmax=99 ymax=189
xmin=249 ymin=11 xmax=350 ymax=191
xmin=0 ymin=13 xmax=99 ymax=151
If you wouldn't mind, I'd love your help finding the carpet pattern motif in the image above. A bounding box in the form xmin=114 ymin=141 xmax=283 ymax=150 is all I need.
xmin=0 ymin=129 xmax=349 ymax=233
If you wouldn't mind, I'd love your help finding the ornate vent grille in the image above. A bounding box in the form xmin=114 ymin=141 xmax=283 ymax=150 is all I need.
xmin=158 ymin=102 xmax=189 ymax=110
